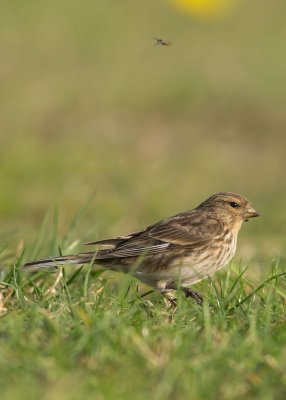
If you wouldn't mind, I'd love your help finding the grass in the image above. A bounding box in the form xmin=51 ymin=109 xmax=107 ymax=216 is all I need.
xmin=1 ymin=215 xmax=286 ymax=400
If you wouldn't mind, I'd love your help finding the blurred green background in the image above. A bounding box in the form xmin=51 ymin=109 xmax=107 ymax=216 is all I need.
xmin=1 ymin=0 xmax=285 ymax=259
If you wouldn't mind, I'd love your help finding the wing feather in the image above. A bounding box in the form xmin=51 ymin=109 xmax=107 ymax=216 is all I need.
xmin=98 ymin=243 xmax=170 ymax=258
xmin=82 ymin=210 xmax=223 ymax=259
xmin=149 ymin=211 xmax=223 ymax=245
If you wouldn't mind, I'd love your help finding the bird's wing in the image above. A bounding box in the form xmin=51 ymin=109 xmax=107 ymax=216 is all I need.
xmin=148 ymin=211 xmax=224 ymax=245
xmin=95 ymin=242 xmax=170 ymax=259
xmin=91 ymin=211 xmax=223 ymax=259
xmin=83 ymin=229 xmax=144 ymax=247
xmin=87 ymin=229 xmax=165 ymax=259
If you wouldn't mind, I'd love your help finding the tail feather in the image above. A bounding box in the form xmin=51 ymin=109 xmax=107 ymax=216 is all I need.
xmin=23 ymin=253 xmax=95 ymax=270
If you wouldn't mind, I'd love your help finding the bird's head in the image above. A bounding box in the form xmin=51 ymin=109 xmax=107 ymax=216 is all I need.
xmin=197 ymin=192 xmax=260 ymax=230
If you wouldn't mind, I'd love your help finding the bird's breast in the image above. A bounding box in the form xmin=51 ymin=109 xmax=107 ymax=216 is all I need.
xmin=170 ymin=232 xmax=237 ymax=285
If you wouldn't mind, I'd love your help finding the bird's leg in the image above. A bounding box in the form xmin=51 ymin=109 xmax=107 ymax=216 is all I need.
xmin=160 ymin=290 xmax=177 ymax=307
xmin=181 ymin=287 xmax=203 ymax=305
xmin=156 ymin=282 xmax=177 ymax=307
xmin=164 ymin=283 xmax=203 ymax=305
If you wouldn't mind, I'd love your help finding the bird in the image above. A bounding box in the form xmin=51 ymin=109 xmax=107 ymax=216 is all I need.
xmin=152 ymin=37 xmax=172 ymax=47
xmin=24 ymin=192 xmax=259 ymax=304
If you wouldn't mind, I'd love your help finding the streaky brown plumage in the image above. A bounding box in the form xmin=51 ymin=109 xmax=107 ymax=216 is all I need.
xmin=24 ymin=192 xmax=260 ymax=303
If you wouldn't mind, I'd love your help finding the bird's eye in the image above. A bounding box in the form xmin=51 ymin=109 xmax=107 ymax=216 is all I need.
xmin=229 ymin=201 xmax=239 ymax=208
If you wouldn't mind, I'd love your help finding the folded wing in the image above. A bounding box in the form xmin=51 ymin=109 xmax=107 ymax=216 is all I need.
xmin=86 ymin=210 xmax=224 ymax=259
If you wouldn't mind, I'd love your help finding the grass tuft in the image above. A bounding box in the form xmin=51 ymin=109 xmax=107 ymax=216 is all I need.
xmin=0 ymin=221 xmax=286 ymax=400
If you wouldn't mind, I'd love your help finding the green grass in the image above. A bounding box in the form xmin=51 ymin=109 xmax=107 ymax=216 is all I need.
xmin=1 ymin=217 xmax=286 ymax=400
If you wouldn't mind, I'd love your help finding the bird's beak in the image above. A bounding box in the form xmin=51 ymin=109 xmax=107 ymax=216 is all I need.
xmin=244 ymin=206 xmax=260 ymax=221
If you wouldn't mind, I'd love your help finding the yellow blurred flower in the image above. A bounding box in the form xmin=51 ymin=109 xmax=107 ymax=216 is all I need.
xmin=171 ymin=0 xmax=238 ymax=18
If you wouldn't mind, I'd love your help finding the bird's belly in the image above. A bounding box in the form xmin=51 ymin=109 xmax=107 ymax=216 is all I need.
xmin=177 ymin=241 xmax=237 ymax=285
xmin=136 ymin=241 xmax=236 ymax=287
xmin=134 ymin=257 xmax=228 ymax=288
xmin=109 ymin=238 xmax=237 ymax=288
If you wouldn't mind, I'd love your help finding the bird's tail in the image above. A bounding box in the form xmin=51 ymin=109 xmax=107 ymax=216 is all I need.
xmin=23 ymin=252 xmax=97 ymax=271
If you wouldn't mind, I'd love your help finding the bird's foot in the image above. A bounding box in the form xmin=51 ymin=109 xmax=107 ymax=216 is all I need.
xmin=162 ymin=291 xmax=178 ymax=308
xmin=182 ymin=287 xmax=203 ymax=305
xmin=164 ymin=283 xmax=203 ymax=306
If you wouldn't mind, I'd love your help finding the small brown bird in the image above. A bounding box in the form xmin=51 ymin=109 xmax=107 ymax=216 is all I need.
xmin=24 ymin=192 xmax=259 ymax=303
xmin=153 ymin=37 xmax=172 ymax=47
